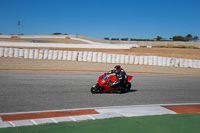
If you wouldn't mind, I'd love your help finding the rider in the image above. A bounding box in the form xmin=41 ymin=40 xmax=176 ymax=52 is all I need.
xmin=106 ymin=65 xmax=128 ymax=91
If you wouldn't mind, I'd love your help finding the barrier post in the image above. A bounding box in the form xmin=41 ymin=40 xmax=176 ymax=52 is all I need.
xmin=115 ymin=54 xmax=121 ymax=64
xmin=129 ymin=55 xmax=135 ymax=64
xmin=144 ymin=56 xmax=148 ymax=65
xmin=183 ymin=59 xmax=189 ymax=68
xmin=24 ymin=49 xmax=29 ymax=59
xmin=38 ymin=50 xmax=44 ymax=59
xmin=52 ymin=50 xmax=58 ymax=60
xmin=179 ymin=59 xmax=185 ymax=67
xmin=139 ymin=56 xmax=144 ymax=65
xmin=72 ymin=51 xmax=78 ymax=61
xmin=63 ymin=51 xmax=68 ymax=60
xmin=97 ymin=52 xmax=102 ymax=62
xmin=8 ymin=48 xmax=14 ymax=57
xmin=14 ymin=48 xmax=19 ymax=58
xmin=78 ymin=51 xmax=83 ymax=61
xmin=112 ymin=54 xmax=116 ymax=63
xmin=87 ymin=52 xmax=93 ymax=62
xmin=153 ymin=56 xmax=158 ymax=66
xmin=4 ymin=48 xmax=9 ymax=57
xmin=120 ymin=55 xmax=125 ymax=64
xmin=125 ymin=55 xmax=130 ymax=64
xmin=29 ymin=49 xmax=34 ymax=59
xmin=67 ymin=51 xmax=72 ymax=61
xmin=83 ymin=51 xmax=88 ymax=61
xmin=92 ymin=52 xmax=97 ymax=62
xmin=34 ymin=49 xmax=39 ymax=59
xmin=102 ymin=53 xmax=107 ymax=63
xmin=48 ymin=50 xmax=53 ymax=60
xmin=58 ymin=51 xmax=63 ymax=60
xmin=43 ymin=50 xmax=49 ymax=59
xmin=107 ymin=54 xmax=112 ymax=63
xmin=0 ymin=47 xmax=4 ymax=57
xmin=162 ymin=57 xmax=167 ymax=66
xmin=19 ymin=49 xmax=24 ymax=58
xmin=148 ymin=56 xmax=153 ymax=65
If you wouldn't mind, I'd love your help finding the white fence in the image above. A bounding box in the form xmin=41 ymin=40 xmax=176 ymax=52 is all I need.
xmin=0 ymin=47 xmax=200 ymax=69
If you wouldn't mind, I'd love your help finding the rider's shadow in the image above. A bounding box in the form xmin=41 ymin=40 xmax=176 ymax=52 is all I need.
xmin=101 ymin=89 xmax=138 ymax=94
xmin=127 ymin=89 xmax=138 ymax=93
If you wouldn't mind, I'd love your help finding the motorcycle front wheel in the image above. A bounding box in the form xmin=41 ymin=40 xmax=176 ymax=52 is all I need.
xmin=91 ymin=83 xmax=103 ymax=94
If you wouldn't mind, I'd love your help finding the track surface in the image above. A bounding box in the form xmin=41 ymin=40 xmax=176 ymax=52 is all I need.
xmin=0 ymin=71 xmax=200 ymax=113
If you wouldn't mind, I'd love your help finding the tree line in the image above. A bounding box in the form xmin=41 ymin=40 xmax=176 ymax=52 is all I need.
xmin=104 ymin=34 xmax=199 ymax=42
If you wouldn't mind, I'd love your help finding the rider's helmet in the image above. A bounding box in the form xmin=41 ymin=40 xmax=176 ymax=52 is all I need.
xmin=114 ymin=65 xmax=121 ymax=74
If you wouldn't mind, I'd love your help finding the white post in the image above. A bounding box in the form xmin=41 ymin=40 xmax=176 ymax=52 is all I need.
xmin=4 ymin=48 xmax=9 ymax=57
xmin=14 ymin=48 xmax=19 ymax=58
xmin=72 ymin=51 xmax=78 ymax=61
xmin=102 ymin=53 xmax=107 ymax=63
xmin=107 ymin=54 xmax=112 ymax=63
xmin=129 ymin=55 xmax=135 ymax=64
xmin=97 ymin=52 xmax=102 ymax=63
xmin=139 ymin=56 xmax=144 ymax=65
xmin=24 ymin=49 xmax=29 ymax=59
xmin=144 ymin=56 xmax=148 ymax=65
xmin=38 ymin=49 xmax=44 ymax=59
xmin=115 ymin=54 xmax=121 ymax=64
xmin=92 ymin=52 xmax=98 ymax=62
xmin=120 ymin=55 xmax=125 ymax=64
xmin=83 ymin=51 xmax=88 ymax=62
xmin=78 ymin=51 xmax=83 ymax=61
xmin=29 ymin=49 xmax=34 ymax=59
xmin=0 ymin=47 xmax=4 ymax=57
xmin=19 ymin=49 xmax=24 ymax=58
xmin=58 ymin=51 xmax=63 ymax=60
xmin=125 ymin=55 xmax=130 ymax=64
xmin=87 ymin=52 xmax=93 ymax=62
xmin=53 ymin=50 xmax=58 ymax=60
xmin=8 ymin=48 xmax=14 ymax=57
xmin=48 ymin=50 xmax=53 ymax=60
xmin=67 ymin=51 xmax=72 ymax=61
xmin=153 ymin=56 xmax=158 ymax=66
xmin=34 ymin=49 xmax=39 ymax=59
xmin=63 ymin=51 xmax=68 ymax=60
xmin=43 ymin=50 xmax=49 ymax=59
xmin=148 ymin=56 xmax=153 ymax=65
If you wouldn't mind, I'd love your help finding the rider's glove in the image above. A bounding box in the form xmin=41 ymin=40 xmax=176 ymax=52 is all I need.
xmin=110 ymin=82 xmax=115 ymax=87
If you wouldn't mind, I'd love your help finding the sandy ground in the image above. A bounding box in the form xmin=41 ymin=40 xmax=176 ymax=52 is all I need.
xmin=1 ymin=38 xmax=200 ymax=60
xmin=0 ymin=38 xmax=88 ymax=44
xmin=0 ymin=58 xmax=200 ymax=76
xmin=1 ymin=37 xmax=200 ymax=75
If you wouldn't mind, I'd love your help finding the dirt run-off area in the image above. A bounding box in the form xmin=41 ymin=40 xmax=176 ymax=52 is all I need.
xmin=1 ymin=38 xmax=200 ymax=60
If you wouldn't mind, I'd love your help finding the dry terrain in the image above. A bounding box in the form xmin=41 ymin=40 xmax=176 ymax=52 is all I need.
xmin=1 ymin=38 xmax=200 ymax=60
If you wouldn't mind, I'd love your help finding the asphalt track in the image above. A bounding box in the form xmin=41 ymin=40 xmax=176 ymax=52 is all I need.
xmin=0 ymin=71 xmax=200 ymax=113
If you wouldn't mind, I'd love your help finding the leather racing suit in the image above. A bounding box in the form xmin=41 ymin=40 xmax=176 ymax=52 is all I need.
xmin=106 ymin=68 xmax=128 ymax=87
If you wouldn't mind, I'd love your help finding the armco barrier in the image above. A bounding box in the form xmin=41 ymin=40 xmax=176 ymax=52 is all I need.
xmin=0 ymin=47 xmax=200 ymax=69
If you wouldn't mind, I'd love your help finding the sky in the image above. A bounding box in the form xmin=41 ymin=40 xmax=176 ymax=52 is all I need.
xmin=0 ymin=0 xmax=200 ymax=39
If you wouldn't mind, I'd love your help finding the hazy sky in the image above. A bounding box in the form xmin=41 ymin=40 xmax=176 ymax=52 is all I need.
xmin=0 ymin=0 xmax=199 ymax=39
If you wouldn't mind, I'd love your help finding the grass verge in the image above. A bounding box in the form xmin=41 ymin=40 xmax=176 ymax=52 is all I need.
xmin=0 ymin=113 xmax=200 ymax=133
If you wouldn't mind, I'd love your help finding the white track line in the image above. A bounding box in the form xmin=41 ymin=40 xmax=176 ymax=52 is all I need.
xmin=8 ymin=121 xmax=15 ymax=127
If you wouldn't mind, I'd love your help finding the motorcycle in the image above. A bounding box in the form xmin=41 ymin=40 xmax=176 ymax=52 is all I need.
xmin=91 ymin=73 xmax=133 ymax=94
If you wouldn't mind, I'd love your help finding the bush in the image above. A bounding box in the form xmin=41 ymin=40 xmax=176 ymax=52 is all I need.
xmin=121 ymin=38 xmax=129 ymax=41
xmin=53 ymin=33 xmax=62 ymax=35
xmin=111 ymin=38 xmax=119 ymax=40
xmin=104 ymin=37 xmax=109 ymax=40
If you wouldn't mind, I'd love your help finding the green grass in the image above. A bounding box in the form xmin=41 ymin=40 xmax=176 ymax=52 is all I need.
xmin=1 ymin=113 xmax=200 ymax=133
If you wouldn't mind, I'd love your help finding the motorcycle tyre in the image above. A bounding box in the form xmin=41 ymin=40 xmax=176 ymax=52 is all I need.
xmin=91 ymin=83 xmax=103 ymax=94
xmin=119 ymin=82 xmax=132 ymax=94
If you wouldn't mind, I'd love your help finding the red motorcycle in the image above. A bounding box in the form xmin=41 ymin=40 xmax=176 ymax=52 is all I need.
xmin=91 ymin=73 xmax=133 ymax=94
